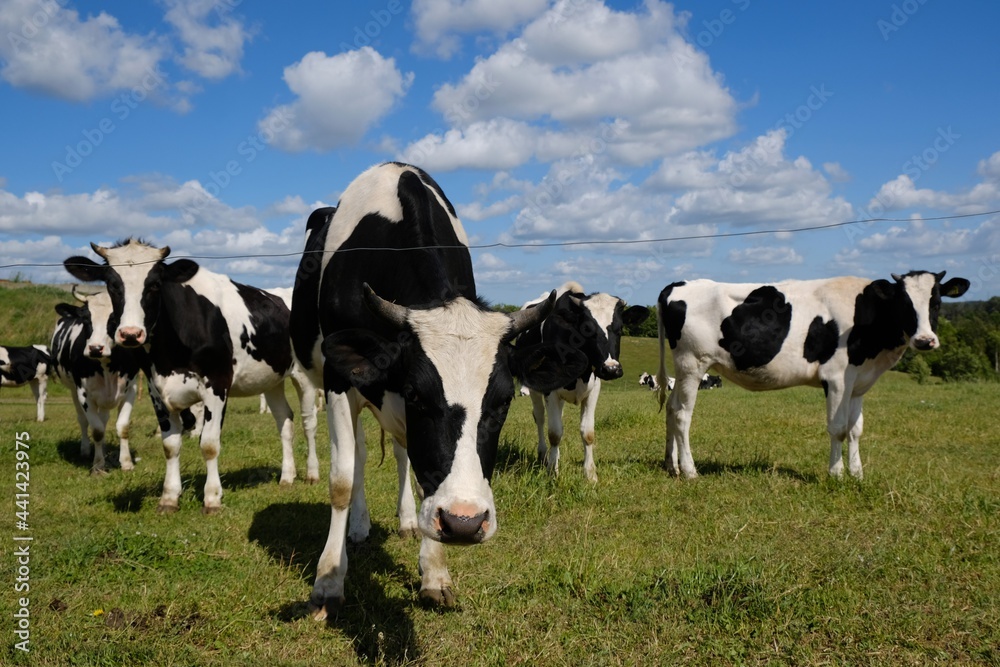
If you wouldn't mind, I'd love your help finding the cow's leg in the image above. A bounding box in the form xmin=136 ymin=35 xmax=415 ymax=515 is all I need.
xmin=87 ymin=406 xmax=110 ymax=475
xmin=71 ymin=389 xmax=91 ymax=459
xmin=845 ymin=397 xmax=864 ymax=479
xmin=311 ymin=389 xmax=362 ymax=618
xmin=116 ymin=379 xmax=138 ymax=472
xmin=544 ymin=393 xmax=564 ymax=475
xmin=263 ymin=384 xmax=297 ymax=486
xmin=198 ymin=392 xmax=228 ymax=513
xmin=579 ymin=380 xmax=601 ymax=483
xmin=418 ymin=537 xmax=456 ymax=607
xmin=529 ymin=390 xmax=547 ymax=464
xmin=290 ymin=370 xmax=320 ymax=483
xmin=30 ymin=377 xmax=46 ymax=422
xmin=348 ymin=413 xmax=371 ymax=542
xmin=259 ymin=394 xmax=269 ymax=414
xmin=394 ymin=437 xmax=419 ymax=538
xmin=155 ymin=405 xmax=186 ymax=513
xmin=824 ymin=379 xmax=851 ymax=477
xmin=667 ymin=372 xmax=701 ymax=478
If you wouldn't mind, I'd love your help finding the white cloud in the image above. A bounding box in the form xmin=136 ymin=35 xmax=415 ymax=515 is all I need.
xmin=260 ymin=48 xmax=413 ymax=152
xmin=728 ymin=246 xmax=804 ymax=265
xmin=823 ymin=162 xmax=851 ymax=183
xmin=411 ymin=0 xmax=549 ymax=58
xmin=163 ymin=0 xmax=253 ymax=80
xmin=869 ymin=173 xmax=1000 ymax=214
xmin=0 ymin=0 xmax=167 ymax=102
xmin=404 ymin=0 xmax=737 ymax=171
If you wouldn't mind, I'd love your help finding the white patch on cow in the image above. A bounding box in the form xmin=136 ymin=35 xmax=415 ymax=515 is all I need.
xmin=0 ymin=347 xmax=10 ymax=371
xmin=79 ymin=291 xmax=115 ymax=357
xmin=899 ymin=272 xmax=941 ymax=350
xmin=405 ymin=297 xmax=509 ymax=540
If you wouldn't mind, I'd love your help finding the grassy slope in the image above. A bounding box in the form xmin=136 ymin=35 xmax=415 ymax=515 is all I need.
xmin=1 ymin=285 xmax=998 ymax=666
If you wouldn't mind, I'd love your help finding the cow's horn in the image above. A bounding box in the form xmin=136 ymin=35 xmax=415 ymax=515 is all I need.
xmin=362 ymin=283 xmax=409 ymax=329
xmin=90 ymin=242 xmax=109 ymax=260
xmin=509 ymin=290 xmax=556 ymax=336
xmin=71 ymin=284 xmax=89 ymax=303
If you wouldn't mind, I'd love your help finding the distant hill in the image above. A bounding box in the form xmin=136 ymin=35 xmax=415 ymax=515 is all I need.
xmin=0 ymin=282 xmax=74 ymax=347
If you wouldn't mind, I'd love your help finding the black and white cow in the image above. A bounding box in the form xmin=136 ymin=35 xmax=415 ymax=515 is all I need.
xmin=518 ymin=282 xmax=648 ymax=481
xmin=639 ymin=372 xmax=660 ymax=391
xmin=655 ymin=271 xmax=970 ymax=479
xmin=0 ymin=344 xmax=52 ymax=422
xmin=699 ymin=374 xmax=723 ymax=390
xmin=51 ymin=289 xmax=145 ymax=472
xmin=290 ymin=162 xmax=586 ymax=614
xmin=63 ymin=240 xmax=319 ymax=512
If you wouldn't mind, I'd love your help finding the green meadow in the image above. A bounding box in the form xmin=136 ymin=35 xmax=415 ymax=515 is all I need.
xmin=1 ymin=285 xmax=998 ymax=665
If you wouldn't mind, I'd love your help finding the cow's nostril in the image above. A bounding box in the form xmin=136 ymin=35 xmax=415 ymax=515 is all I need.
xmin=88 ymin=345 xmax=104 ymax=357
xmin=438 ymin=508 xmax=488 ymax=543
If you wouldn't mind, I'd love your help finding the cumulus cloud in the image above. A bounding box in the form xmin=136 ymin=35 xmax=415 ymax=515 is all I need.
xmin=411 ymin=0 xmax=549 ymax=58
xmin=402 ymin=0 xmax=737 ymax=171
xmin=728 ymin=246 xmax=804 ymax=265
xmin=823 ymin=162 xmax=851 ymax=183
xmin=261 ymin=48 xmax=413 ymax=152
xmin=0 ymin=0 xmax=167 ymax=102
xmin=869 ymin=173 xmax=1000 ymax=214
xmin=163 ymin=0 xmax=254 ymax=80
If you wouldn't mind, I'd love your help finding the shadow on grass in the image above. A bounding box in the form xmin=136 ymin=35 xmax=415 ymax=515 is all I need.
xmin=105 ymin=465 xmax=283 ymax=513
xmin=690 ymin=458 xmax=818 ymax=484
xmin=249 ymin=501 xmax=422 ymax=665
xmin=56 ymin=438 xmax=95 ymax=469
xmin=493 ymin=438 xmax=534 ymax=474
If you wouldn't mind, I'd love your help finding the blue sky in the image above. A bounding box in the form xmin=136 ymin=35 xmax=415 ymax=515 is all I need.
xmin=2 ymin=0 xmax=999 ymax=307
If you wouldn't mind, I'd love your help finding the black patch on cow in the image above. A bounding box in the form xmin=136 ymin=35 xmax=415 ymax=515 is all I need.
xmin=847 ymin=279 xmax=914 ymax=366
xmin=291 ymin=206 xmax=336 ymax=370
xmin=804 ymin=316 xmax=839 ymax=364
xmin=718 ymin=286 xmax=792 ymax=371
xmin=657 ymin=282 xmax=687 ymax=350
xmin=821 ymin=380 xmax=829 ymax=397
xmin=233 ymin=282 xmax=293 ymax=377
xmin=0 ymin=346 xmax=50 ymax=386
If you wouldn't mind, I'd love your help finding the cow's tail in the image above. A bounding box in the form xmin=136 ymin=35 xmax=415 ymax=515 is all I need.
xmin=655 ymin=300 xmax=668 ymax=412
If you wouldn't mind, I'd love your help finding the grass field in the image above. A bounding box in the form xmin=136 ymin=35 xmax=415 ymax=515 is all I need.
xmin=2 ymin=306 xmax=999 ymax=665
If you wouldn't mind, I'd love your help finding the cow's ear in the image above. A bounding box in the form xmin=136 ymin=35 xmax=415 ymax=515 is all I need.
xmin=870 ymin=279 xmax=896 ymax=300
xmin=55 ymin=303 xmax=82 ymax=319
xmin=63 ymin=256 xmax=105 ymax=283
xmin=622 ymin=305 xmax=650 ymax=326
xmin=321 ymin=329 xmax=403 ymax=394
xmin=510 ymin=343 xmax=589 ymax=393
xmin=163 ymin=259 xmax=199 ymax=283
xmin=940 ymin=277 xmax=970 ymax=298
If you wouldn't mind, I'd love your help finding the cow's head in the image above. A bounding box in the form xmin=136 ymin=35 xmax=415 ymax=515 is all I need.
xmin=540 ymin=288 xmax=649 ymax=381
xmin=64 ymin=239 xmax=199 ymax=348
xmin=322 ymin=285 xmax=588 ymax=545
xmin=871 ymin=271 xmax=970 ymax=351
xmin=68 ymin=287 xmax=117 ymax=359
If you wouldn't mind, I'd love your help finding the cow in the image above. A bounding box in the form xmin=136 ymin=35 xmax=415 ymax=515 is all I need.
xmin=62 ymin=240 xmax=320 ymax=512
xmin=517 ymin=282 xmax=648 ymax=481
xmin=699 ymin=374 xmax=723 ymax=390
xmin=0 ymin=344 xmax=51 ymax=422
xmin=50 ymin=289 xmax=145 ymax=473
xmin=655 ymin=271 xmax=970 ymax=479
xmin=639 ymin=372 xmax=656 ymax=390
xmin=290 ymin=162 xmax=587 ymax=615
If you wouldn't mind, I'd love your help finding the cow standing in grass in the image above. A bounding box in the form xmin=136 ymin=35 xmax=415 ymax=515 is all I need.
xmin=63 ymin=241 xmax=319 ymax=511
xmin=50 ymin=289 xmax=145 ymax=473
xmin=290 ymin=162 xmax=586 ymax=614
xmin=0 ymin=344 xmax=51 ymax=422
xmin=656 ymin=271 xmax=969 ymax=479
xmin=517 ymin=281 xmax=648 ymax=482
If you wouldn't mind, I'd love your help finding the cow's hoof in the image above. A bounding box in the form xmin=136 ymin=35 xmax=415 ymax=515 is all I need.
xmin=157 ymin=502 xmax=178 ymax=514
xmin=419 ymin=586 xmax=457 ymax=608
xmin=398 ymin=525 xmax=420 ymax=540
xmin=306 ymin=475 xmax=319 ymax=485
xmin=90 ymin=466 xmax=108 ymax=477
xmin=309 ymin=595 xmax=344 ymax=622
xmin=202 ymin=505 xmax=222 ymax=515
xmin=120 ymin=463 xmax=135 ymax=472
xmin=279 ymin=479 xmax=294 ymax=488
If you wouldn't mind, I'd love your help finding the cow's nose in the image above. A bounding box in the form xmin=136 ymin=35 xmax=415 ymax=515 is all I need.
xmin=599 ymin=361 xmax=623 ymax=380
xmin=438 ymin=507 xmax=489 ymax=543
xmin=118 ymin=327 xmax=145 ymax=347
xmin=913 ymin=336 xmax=938 ymax=351
xmin=88 ymin=345 xmax=105 ymax=358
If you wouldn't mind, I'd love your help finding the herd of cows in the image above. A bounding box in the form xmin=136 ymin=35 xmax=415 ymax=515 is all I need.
xmin=0 ymin=162 xmax=970 ymax=616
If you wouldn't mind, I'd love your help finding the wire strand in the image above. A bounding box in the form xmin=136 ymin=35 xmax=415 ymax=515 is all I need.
xmin=4 ymin=209 xmax=999 ymax=271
